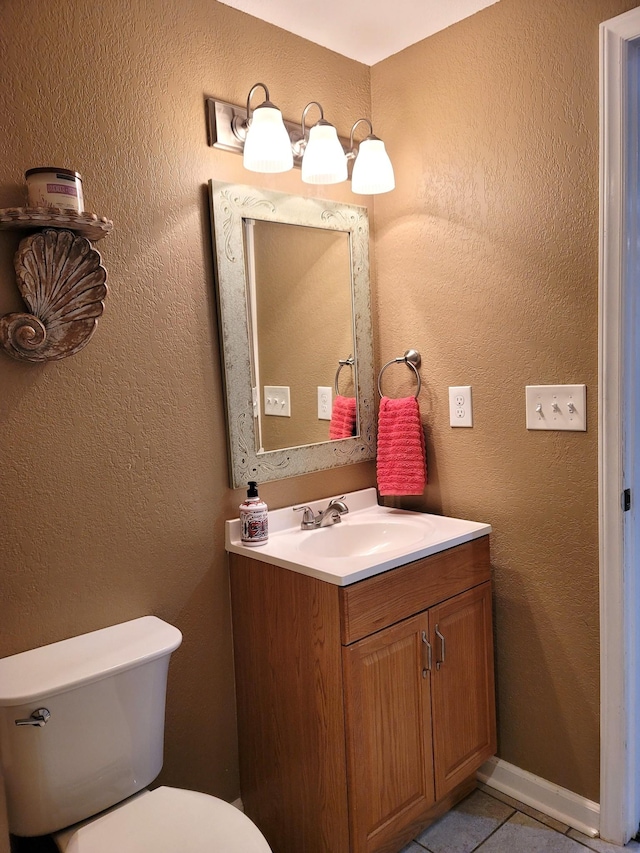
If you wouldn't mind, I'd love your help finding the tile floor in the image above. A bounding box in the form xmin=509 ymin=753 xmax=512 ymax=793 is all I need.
xmin=9 ymin=784 xmax=640 ymax=852
xmin=401 ymin=785 xmax=640 ymax=853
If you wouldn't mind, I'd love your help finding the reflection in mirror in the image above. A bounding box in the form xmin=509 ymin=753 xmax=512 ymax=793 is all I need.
xmin=210 ymin=182 xmax=375 ymax=488
xmin=248 ymin=221 xmax=355 ymax=452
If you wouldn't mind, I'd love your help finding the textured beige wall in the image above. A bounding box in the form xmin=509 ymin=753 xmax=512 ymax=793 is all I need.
xmin=0 ymin=0 xmax=372 ymax=837
xmin=371 ymin=0 xmax=638 ymax=801
xmin=2 ymin=0 xmax=637 ymax=838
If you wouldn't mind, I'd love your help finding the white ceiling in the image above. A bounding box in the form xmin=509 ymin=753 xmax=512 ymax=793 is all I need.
xmin=217 ymin=0 xmax=501 ymax=66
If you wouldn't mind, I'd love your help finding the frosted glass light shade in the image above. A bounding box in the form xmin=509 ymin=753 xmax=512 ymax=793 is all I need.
xmin=243 ymin=105 xmax=293 ymax=173
xmin=351 ymin=137 xmax=395 ymax=195
xmin=301 ymin=123 xmax=348 ymax=185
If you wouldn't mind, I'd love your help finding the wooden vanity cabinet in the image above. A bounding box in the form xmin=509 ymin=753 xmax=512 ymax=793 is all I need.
xmin=229 ymin=535 xmax=496 ymax=853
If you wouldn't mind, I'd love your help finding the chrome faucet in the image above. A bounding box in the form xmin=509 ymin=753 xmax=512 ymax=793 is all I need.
xmin=294 ymin=497 xmax=350 ymax=529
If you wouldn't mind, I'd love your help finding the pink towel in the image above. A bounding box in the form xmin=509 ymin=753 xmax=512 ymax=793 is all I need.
xmin=330 ymin=395 xmax=357 ymax=439
xmin=376 ymin=396 xmax=427 ymax=496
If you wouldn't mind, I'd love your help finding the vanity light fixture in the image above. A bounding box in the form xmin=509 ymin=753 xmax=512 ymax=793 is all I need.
xmin=205 ymin=85 xmax=395 ymax=195
xmin=241 ymin=83 xmax=293 ymax=173
xmin=299 ymin=102 xmax=348 ymax=185
xmin=348 ymin=118 xmax=395 ymax=195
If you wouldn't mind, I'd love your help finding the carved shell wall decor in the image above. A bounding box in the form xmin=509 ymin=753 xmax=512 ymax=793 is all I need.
xmin=0 ymin=228 xmax=107 ymax=362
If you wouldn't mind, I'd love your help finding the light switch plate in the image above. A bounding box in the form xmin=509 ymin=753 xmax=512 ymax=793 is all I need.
xmin=264 ymin=385 xmax=291 ymax=417
xmin=525 ymin=384 xmax=586 ymax=431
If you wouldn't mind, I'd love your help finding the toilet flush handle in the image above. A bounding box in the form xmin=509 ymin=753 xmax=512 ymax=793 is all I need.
xmin=15 ymin=708 xmax=50 ymax=727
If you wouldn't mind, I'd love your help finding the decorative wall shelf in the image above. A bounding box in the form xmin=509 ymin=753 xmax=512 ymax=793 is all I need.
xmin=0 ymin=207 xmax=113 ymax=241
xmin=0 ymin=207 xmax=112 ymax=362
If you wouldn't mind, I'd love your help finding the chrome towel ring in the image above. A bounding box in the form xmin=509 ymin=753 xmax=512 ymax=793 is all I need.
xmin=334 ymin=355 xmax=355 ymax=395
xmin=377 ymin=349 xmax=422 ymax=398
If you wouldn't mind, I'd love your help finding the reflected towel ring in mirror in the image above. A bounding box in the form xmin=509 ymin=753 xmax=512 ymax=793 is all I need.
xmin=377 ymin=349 xmax=422 ymax=399
xmin=334 ymin=355 xmax=355 ymax=395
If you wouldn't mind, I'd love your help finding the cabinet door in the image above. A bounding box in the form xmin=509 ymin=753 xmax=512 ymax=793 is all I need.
xmin=430 ymin=582 xmax=496 ymax=799
xmin=343 ymin=612 xmax=436 ymax=853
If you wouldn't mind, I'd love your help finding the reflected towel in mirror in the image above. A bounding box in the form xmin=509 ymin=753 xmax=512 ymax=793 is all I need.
xmin=329 ymin=395 xmax=357 ymax=439
xmin=376 ymin=396 xmax=427 ymax=496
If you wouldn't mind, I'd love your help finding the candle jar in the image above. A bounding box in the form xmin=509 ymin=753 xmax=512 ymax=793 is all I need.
xmin=25 ymin=167 xmax=84 ymax=212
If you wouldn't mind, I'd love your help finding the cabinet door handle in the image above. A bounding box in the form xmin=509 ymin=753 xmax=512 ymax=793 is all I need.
xmin=421 ymin=630 xmax=432 ymax=677
xmin=435 ymin=625 xmax=445 ymax=670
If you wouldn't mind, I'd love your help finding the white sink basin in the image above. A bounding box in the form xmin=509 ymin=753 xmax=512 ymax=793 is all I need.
xmin=297 ymin=516 xmax=431 ymax=559
xmin=225 ymin=488 xmax=491 ymax=586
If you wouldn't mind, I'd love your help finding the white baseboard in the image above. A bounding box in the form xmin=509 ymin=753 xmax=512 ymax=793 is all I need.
xmin=234 ymin=762 xmax=599 ymax=838
xmin=477 ymin=757 xmax=600 ymax=838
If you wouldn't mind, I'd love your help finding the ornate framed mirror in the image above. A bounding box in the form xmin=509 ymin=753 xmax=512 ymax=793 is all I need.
xmin=209 ymin=181 xmax=375 ymax=488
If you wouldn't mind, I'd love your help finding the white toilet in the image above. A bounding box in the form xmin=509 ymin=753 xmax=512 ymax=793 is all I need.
xmin=0 ymin=616 xmax=272 ymax=852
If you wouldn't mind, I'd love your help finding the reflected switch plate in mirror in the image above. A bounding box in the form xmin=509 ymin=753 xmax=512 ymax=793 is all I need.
xmin=264 ymin=386 xmax=291 ymax=417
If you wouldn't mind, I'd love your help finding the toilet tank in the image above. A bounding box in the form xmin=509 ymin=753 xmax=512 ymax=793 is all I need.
xmin=0 ymin=616 xmax=182 ymax=837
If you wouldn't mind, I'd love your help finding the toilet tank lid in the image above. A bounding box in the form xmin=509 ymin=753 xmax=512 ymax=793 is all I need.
xmin=0 ymin=616 xmax=182 ymax=707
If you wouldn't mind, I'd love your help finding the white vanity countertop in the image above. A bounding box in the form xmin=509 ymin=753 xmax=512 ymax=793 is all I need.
xmin=225 ymin=488 xmax=491 ymax=586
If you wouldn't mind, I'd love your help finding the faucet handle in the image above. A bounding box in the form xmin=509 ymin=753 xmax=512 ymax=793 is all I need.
xmin=293 ymin=505 xmax=316 ymax=527
xmin=327 ymin=496 xmax=349 ymax=514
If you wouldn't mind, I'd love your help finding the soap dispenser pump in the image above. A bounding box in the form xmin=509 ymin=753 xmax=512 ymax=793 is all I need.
xmin=239 ymin=481 xmax=269 ymax=546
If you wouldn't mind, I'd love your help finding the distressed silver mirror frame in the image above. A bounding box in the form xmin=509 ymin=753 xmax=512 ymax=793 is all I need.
xmin=209 ymin=181 xmax=376 ymax=488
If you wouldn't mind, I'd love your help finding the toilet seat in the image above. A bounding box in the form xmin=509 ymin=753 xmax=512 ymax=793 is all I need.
xmin=53 ymin=786 xmax=272 ymax=852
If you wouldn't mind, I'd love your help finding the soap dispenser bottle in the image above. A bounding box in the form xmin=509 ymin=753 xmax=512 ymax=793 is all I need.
xmin=239 ymin=481 xmax=269 ymax=546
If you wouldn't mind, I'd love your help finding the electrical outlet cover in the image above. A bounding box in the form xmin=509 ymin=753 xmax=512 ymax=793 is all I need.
xmin=449 ymin=386 xmax=473 ymax=427
xmin=317 ymin=386 xmax=332 ymax=420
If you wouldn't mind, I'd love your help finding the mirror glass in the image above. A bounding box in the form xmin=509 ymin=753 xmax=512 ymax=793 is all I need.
xmin=209 ymin=181 xmax=375 ymax=488
xmin=250 ymin=220 xmax=354 ymax=452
